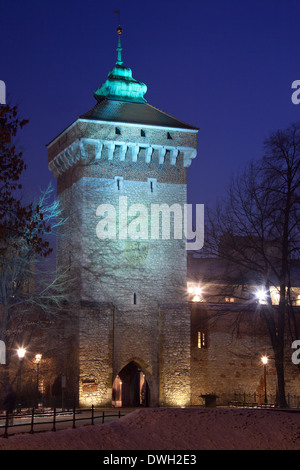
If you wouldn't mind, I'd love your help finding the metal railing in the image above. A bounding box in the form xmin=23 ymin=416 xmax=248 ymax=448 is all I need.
xmin=0 ymin=405 xmax=124 ymax=438
xmin=210 ymin=392 xmax=300 ymax=408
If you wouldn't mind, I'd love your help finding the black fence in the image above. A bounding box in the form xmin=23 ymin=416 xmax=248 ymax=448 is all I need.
xmin=209 ymin=392 xmax=300 ymax=409
xmin=0 ymin=405 xmax=124 ymax=438
xmin=2 ymin=393 xmax=300 ymax=439
xmin=13 ymin=394 xmax=76 ymax=412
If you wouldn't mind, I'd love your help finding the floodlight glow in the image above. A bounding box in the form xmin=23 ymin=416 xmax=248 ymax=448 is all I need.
xmin=256 ymin=288 xmax=268 ymax=304
xmin=35 ymin=354 xmax=42 ymax=363
xmin=188 ymin=284 xmax=204 ymax=302
xmin=261 ymin=356 xmax=268 ymax=365
xmin=17 ymin=348 xmax=26 ymax=359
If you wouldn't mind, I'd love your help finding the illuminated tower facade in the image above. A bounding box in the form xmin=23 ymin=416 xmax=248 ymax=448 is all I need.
xmin=47 ymin=27 xmax=198 ymax=407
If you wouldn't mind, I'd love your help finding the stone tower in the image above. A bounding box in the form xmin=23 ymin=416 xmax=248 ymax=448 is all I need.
xmin=47 ymin=26 xmax=198 ymax=407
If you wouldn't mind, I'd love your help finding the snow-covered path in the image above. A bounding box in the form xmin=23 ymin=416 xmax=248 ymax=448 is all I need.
xmin=0 ymin=408 xmax=299 ymax=450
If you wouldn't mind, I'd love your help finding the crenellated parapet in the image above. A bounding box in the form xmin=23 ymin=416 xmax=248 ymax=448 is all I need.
xmin=48 ymin=136 xmax=197 ymax=178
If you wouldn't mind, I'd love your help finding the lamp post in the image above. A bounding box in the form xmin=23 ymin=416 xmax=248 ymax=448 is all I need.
xmin=17 ymin=348 xmax=26 ymax=412
xmin=35 ymin=354 xmax=42 ymax=407
xmin=261 ymin=356 xmax=268 ymax=404
xmin=61 ymin=374 xmax=66 ymax=411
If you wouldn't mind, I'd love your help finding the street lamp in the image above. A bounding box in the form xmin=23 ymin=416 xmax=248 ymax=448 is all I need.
xmin=261 ymin=356 xmax=268 ymax=404
xmin=187 ymin=284 xmax=203 ymax=303
xmin=35 ymin=354 xmax=42 ymax=407
xmin=17 ymin=347 xmax=26 ymax=360
xmin=17 ymin=347 xmax=26 ymax=412
xmin=256 ymin=288 xmax=268 ymax=305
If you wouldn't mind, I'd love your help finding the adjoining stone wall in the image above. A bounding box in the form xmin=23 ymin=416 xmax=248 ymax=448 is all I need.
xmin=159 ymin=304 xmax=191 ymax=407
xmin=190 ymin=304 xmax=300 ymax=406
xmin=78 ymin=301 xmax=114 ymax=407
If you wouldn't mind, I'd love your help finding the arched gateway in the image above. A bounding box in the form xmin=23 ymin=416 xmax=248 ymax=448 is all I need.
xmin=112 ymin=361 xmax=149 ymax=407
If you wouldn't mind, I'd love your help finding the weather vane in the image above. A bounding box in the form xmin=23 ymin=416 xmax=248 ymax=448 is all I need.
xmin=114 ymin=10 xmax=122 ymax=34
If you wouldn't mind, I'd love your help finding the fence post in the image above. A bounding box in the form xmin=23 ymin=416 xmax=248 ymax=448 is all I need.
xmin=52 ymin=408 xmax=56 ymax=432
xmin=3 ymin=410 xmax=9 ymax=438
xmin=118 ymin=410 xmax=121 ymax=419
xmin=29 ymin=408 xmax=35 ymax=434
xmin=102 ymin=410 xmax=104 ymax=424
xmin=91 ymin=404 xmax=94 ymax=425
xmin=72 ymin=405 xmax=76 ymax=429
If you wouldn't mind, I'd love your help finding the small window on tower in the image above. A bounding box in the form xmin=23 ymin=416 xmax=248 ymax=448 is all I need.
xmin=167 ymin=132 xmax=173 ymax=140
xmin=115 ymin=127 xmax=121 ymax=135
xmin=133 ymin=293 xmax=137 ymax=305
xmin=141 ymin=129 xmax=146 ymax=137
xmin=148 ymin=178 xmax=157 ymax=194
xmin=114 ymin=176 xmax=123 ymax=191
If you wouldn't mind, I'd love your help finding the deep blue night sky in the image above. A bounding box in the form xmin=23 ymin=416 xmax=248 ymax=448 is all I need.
xmin=1 ymin=0 xmax=300 ymax=209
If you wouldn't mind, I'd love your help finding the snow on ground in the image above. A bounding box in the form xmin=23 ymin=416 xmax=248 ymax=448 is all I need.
xmin=0 ymin=408 xmax=299 ymax=450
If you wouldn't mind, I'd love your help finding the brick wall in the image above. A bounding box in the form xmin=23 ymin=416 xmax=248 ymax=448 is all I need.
xmin=48 ymin=120 xmax=197 ymax=162
xmin=190 ymin=303 xmax=300 ymax=405
xmin=49 ymin=115 xmax=196 ymax=407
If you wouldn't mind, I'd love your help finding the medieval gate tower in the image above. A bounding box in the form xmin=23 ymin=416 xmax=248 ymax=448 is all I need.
xmin=47 ymin=26 xmax=198 ymax=407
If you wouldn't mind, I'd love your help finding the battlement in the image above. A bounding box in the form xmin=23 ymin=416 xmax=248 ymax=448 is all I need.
xmin=49 ymin=137 xmax=197 ymax=178
xmin=48 ymin=117 xmax=197 ymax=180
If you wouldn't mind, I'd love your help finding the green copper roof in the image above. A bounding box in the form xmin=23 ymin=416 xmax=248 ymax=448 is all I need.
xmin=79 ymin=99 xmax=199 ymax=130
xmin=94 ymin=27 xmax=147 ymax=104
xmin=94 ymin=64 xmax=147 ymax=104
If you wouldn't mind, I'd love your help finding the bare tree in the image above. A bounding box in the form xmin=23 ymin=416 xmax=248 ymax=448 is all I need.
xmin=0 ymin=184 xmax=72 ymax=386
xmin=206 ymin=122 xmax=300 ymax=408
xmin=0 ymin=104 xmax=52 ymax=257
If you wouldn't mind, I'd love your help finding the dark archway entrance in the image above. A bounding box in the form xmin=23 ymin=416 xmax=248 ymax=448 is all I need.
xmin=112 ymin=361 xmax=149 ymax=407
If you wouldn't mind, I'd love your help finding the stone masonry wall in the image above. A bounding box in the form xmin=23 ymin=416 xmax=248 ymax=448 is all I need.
xmin=48 ymin=120 xmax=197 ymax=163
xmin=78 ymin=301 xmax=114 ymax=407
xmin=49 ymin=115 xmax=196 ymax=407
xmin=159 ymin=304 xmax=191 ymax=407
xmin=190 ymin=304 xmax=300 ymax=406
xmin=54 ymin=173 xmax=191 ymax=407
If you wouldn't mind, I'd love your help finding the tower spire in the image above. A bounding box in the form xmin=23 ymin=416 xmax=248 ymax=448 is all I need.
xmin=116 ymin=24 xmax=123 ymax=65
xmin=94 ymin=12 xmax=147 ymax=103
xmin=114 ymin=10 xmax=123 ymax=65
